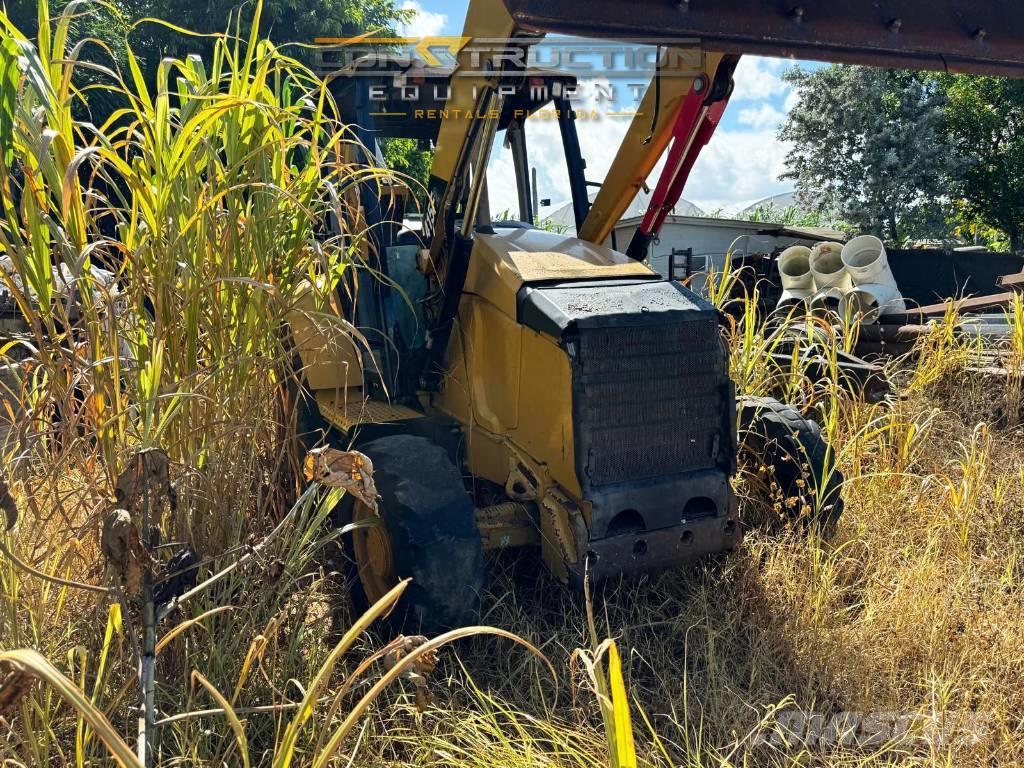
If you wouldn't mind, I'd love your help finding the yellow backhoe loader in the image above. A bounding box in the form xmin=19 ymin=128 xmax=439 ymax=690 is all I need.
xmin=294 ymin=0 xmax=1024 ymax=629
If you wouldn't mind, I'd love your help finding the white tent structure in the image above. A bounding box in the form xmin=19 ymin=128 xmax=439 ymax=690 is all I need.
xmin=739 ymin=191 xmax=801 ymax=214
xmin=543 ymin=188 xmax=703 ymax=233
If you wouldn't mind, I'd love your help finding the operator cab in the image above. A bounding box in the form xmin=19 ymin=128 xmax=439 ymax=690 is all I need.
xmin=328 ymin=56 xmax=589 ymax=229
xmin=324 ymin=57 xmax=592 ymax=397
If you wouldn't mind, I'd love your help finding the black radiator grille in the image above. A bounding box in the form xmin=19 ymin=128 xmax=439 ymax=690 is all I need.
xmin=572 ymin=318 xmax=726 ymax=487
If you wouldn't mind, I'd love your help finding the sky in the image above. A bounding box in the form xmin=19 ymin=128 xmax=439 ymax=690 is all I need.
xmin=395 ymin=0 xmax=807 ymax=217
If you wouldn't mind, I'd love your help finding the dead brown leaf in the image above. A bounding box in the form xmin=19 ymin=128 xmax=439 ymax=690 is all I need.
xmin=303 ymin=447 xmax=378 ymax=510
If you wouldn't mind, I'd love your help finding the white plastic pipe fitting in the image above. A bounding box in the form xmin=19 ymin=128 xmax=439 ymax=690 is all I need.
xmin=839 ymin=235 xmax=905 ymax=318
xmin=839 ymin=283 xmax=906 ymax=324
xmin=809 ymin=242 xmax=850 ymax=290
xmin=778 ymin=245 xmax=813 ymax=290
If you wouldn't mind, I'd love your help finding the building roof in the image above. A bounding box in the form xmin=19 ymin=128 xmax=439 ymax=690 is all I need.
xmin=614 ymin=213 xmax=847 ymax=243
xmin=738 ymin=191 xmax=801 ymax=214
xmin=543 ymin=188 xmax=703 ymax=231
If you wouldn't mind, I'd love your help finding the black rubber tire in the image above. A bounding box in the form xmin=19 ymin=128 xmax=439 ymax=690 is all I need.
xmin=340 ymin=434 xmax=484 ymax=634
xmin=737 ymin=396 xmax=844 ymax=529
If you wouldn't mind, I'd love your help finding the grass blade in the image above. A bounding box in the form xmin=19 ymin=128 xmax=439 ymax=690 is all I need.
xmin=607 ymin=641 xmax=637 ymax=768
xmin=313 ymin=627 xmax=555 ymax=768
xmin=0 ymin=649 xmax=141 ymax=768
xmin=191 ymin=670 xmax=250 ymax=768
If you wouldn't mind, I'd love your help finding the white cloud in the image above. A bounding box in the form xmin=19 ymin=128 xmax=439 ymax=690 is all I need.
xmin=686 ymin=128 xmax=793 ymax=213
xmin=397 ymin=0 xmax=448 ymax=39
xmin=730 ymin=56 xmax=792 ymax=101
xmin=486 ymin=141 xmax=520 ymax=218
xmin=485 ymin=67 xmax=802 ymax=218
xmin=783 ymin=87 xmax=800 ymax=114
xmin=487 ymin=78 xmax=631 ymax=217
xmin=736 ymin=103 xmax=786 ymax=130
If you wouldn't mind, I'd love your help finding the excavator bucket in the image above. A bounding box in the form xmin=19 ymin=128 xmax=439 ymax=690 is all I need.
xmin=502 ymin=0 xmax=1024 ymax=77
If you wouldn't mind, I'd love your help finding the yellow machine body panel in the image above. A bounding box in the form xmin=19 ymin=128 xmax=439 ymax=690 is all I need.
xmin=434 ymin=226 xmax=656 ymax=507
xmin=436 ymin=300 xmax=580 ymax=494
xmin=434 ymin=228 xmax=644 ymax=499
xmin=463 ymin=228 xmax=655 ymax=317
xmin=287 ymin=281 xmax=363 ymax=391
xmin=511 ymin=327 xmax=578 ymax=492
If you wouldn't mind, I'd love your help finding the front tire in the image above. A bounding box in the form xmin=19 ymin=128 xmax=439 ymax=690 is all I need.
xmin=338 ymin=434 xmax=484 ymax=633
xmin=737 ymin=396 xmax=844 ymax=529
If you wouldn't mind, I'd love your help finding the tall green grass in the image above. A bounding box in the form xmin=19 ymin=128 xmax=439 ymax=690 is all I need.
xmin=1 ymin=0 xmax=373 ymax=761
xmin=0 ymin=0 xmax=354 ymax=506
xmin=0 ymin=5 xmax=558 ymax=765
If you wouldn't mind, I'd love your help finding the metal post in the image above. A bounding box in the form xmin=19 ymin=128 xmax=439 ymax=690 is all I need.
xmin=555 ymin=97 xmax=591 ymax=232
xmin=531 ymin=167 xmax=539 ymax=225
xmin=138 ymin=469 xmax=155 ymax=767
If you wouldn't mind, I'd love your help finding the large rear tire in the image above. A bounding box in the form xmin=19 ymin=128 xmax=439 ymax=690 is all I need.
xmin=338 ymin=434 xmax=484 ymax=633
xmin=737 ymin=396 xmax=844 ymax=529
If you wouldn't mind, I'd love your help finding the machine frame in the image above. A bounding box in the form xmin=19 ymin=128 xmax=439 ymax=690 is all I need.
xmin=294 ymin=0 xmax=1024 ymax=617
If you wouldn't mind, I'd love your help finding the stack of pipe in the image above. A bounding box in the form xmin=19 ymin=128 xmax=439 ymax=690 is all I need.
xmin=775 ymin=235 xmax=906 ymax=323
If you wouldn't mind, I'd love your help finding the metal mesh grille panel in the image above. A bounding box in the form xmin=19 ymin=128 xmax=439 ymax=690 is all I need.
xmin=573 ymin=318 xmax=726 ymax=487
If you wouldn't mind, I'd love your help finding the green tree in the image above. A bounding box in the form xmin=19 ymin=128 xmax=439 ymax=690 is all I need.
xmin=4 ymin=0 xmax=408 ymax=71
xmin=5 ymin=0 xmax=412 ymax=162
xmin=941 ymin=75 xmax=1024 ymax=252
xmin=737 ymin=202 xmax=845 ymax=230
xmin=780 ymin=65 xmax=956 ymax=244
xmin=3 ymin=0 xmax=137 ymax=122
xmin=380 ymin=137 xmax=433 ymax=206
xmin=131 ymin=0 xmax=406 ymax=66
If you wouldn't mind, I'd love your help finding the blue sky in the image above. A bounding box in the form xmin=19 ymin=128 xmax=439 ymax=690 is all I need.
xmin=397 ymin=0 xmax=808 ymax=214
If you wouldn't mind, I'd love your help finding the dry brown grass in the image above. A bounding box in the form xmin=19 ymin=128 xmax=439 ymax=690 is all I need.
xmin=5 ymin=309 xmax=1024 ymax=768
xmin=340 ymin=308 xmax=1024 ymax=768
xmin=5 ymin=294 xmax=1024 ymax=766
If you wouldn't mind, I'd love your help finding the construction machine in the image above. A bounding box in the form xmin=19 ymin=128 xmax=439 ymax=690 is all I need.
xmin=295 ymin=0 xmax=1024 ymax=629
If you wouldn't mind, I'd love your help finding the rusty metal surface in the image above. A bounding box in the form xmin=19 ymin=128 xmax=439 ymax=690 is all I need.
xmin=565 ymin=505 xmax=741 ymax=587
xmin=502 ymin=0 xmax=1024 ymax=77
xmin=996 ymin=271 xmax=1024 ymax=290
xmin=908 ymin=291 xmax=1016 ymax=317
xmin=315 ymin=391 xmax=421 ymax=431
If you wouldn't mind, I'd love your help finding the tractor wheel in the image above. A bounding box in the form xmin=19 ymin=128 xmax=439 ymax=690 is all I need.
xmin=737 ymin=396 xmax=844 ymax=530
xmin=337 ymin=434 xmax=484 ymax=633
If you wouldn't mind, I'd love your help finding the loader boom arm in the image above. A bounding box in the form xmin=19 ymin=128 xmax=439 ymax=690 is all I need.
xmin=576 ymin=50 xmax=724 ymax=246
